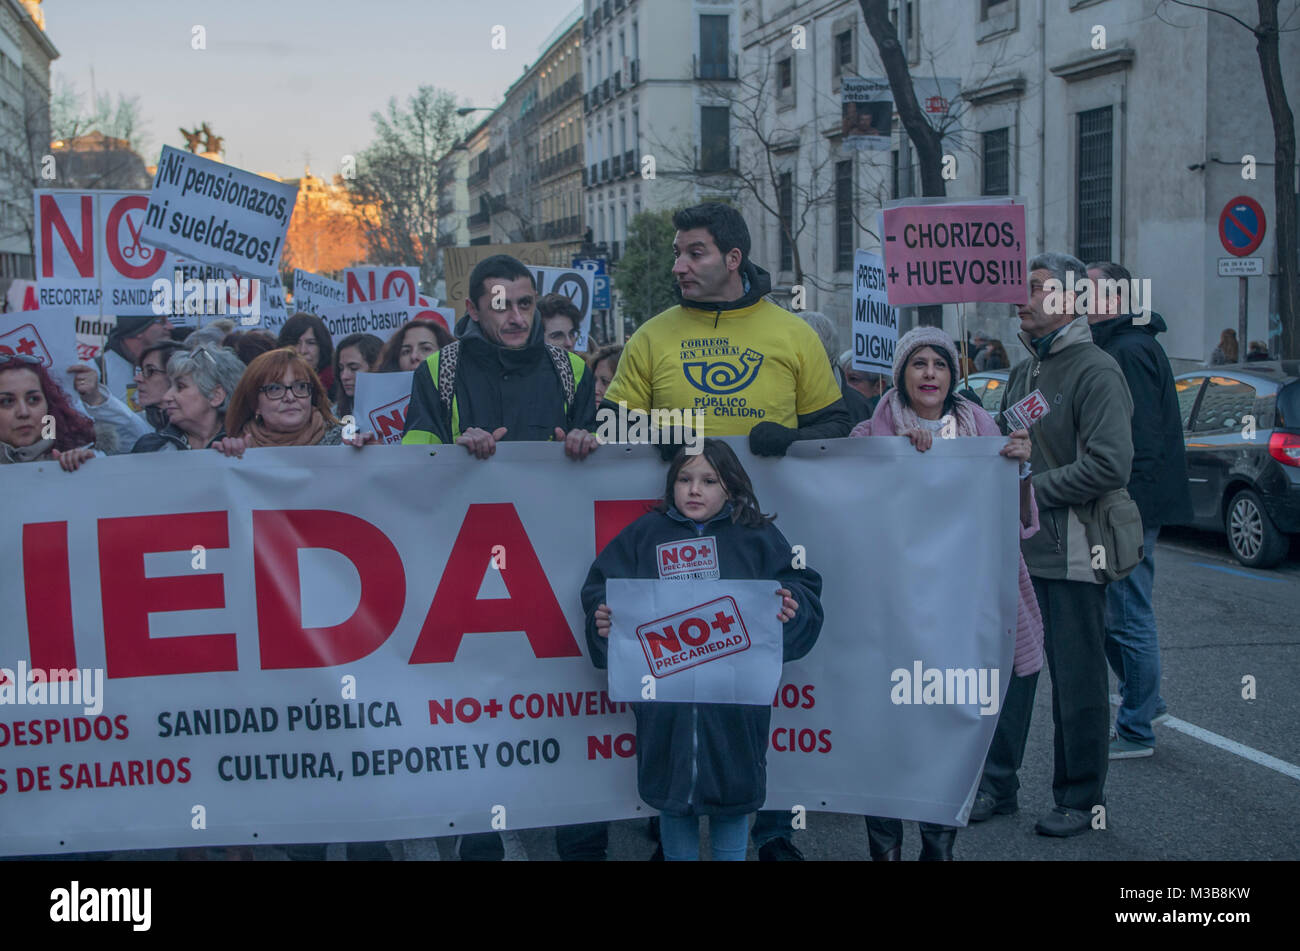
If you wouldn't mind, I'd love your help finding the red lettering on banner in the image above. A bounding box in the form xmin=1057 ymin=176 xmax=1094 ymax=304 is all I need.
xmin=593 ymin=499 xmax=658 ymax=556
xmin=22 ymin=523 xmax=78 ymax=670
xmin=98 ymin=513 xmax=236 ymax=678
xmin=382 ymin=271 xmax=416 ymax=305
xmin=39 ymin=194 xmax=94 ymax=278
xmin=413 ymin=308 xmax=449 ymax=332
xmin=253 ymin=510 xmax=406 ymax=669
xmin=104 ymin=196 xmax=166 ymax=280
xmin=409 ymin=503 xmax=580 ymax=663
xmin=345 ymin=271 xmax=375 ymax=303
xmin=642 ymin=625 xmax=681 ymax=660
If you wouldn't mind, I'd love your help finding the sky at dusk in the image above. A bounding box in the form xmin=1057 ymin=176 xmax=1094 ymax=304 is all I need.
xmin=42 ymin=0 xmax=582 ymax=178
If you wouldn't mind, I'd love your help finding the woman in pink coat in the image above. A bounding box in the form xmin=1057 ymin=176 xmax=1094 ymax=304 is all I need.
xmin=851 ymin=326 xmax=1044 ymax=860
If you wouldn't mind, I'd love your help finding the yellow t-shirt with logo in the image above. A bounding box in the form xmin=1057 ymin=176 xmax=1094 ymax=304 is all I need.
xmin=603 ymin=299 xmax=842 ymax=436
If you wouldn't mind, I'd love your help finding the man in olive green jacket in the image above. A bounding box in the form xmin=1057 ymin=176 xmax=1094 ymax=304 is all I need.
xmin=970 ymin=252 xmax=1134 ymax=838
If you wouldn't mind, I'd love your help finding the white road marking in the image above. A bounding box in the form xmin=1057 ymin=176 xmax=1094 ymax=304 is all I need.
xmin=1111 ymin=694 xmax=1300 ymax=782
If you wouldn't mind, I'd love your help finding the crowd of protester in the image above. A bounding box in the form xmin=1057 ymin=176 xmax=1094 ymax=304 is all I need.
xmin=0 ymin=201 xmax=1188 ymax=862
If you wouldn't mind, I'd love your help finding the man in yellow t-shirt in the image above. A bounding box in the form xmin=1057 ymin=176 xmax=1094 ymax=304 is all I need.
xmin=603 ymin=203 xmax=850 ymax=455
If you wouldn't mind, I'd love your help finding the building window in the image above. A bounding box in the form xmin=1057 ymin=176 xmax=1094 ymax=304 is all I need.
xmin=981 ymin=0 xmax=1011 ymax=18
xmin=632 ymin=21 xmax=639 ymax=59
xmin=835 ymin=30 xmax=853 ymax=74
xmin=778 ymin=57 xmax=792 ymax=91
xmin=835 ymin=159 xmax=854 ymax=272
xmin=1076 ymin=106 xmax=1113 ymax=263
xmin=699 ymin=14 xmax=730 ymax=79
xmin=982 ymin=127 xmax=1010 ymax=196
xmin=700 ymin=106 xmax=730 ymax=172
xmin=778 ymin=171 xmax=794 ymax=273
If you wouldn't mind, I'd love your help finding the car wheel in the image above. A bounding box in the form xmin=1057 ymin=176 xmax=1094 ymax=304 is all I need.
xmin=1225 ymin=488 xmax=1290 ymax=569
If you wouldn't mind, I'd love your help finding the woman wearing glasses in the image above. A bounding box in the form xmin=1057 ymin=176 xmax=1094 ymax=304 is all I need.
xmin=131 ymin=345 xmax=246 ymax=452
xmin=0 ymin=354 xmax=98 ymax=470
xmin=213 ymin=348 xmax=375 ymax=456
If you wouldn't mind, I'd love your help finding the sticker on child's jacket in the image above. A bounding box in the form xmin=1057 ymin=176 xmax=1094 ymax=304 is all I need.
xmin=606 ymin=579 xmax=783 ymax=705
xmin=656 ymin=536 xmax=720 ymax=580
xmin=1002 ymin=388 xmax=1051 ymax=432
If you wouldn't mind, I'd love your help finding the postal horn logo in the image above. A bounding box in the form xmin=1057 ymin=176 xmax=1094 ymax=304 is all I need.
xmin=683 ymin=348 xmax=765 ymax=395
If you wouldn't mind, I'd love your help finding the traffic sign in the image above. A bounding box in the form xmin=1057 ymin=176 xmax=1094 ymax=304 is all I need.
xmin=1218 ymin=257 xmax=1263 ymax=277
xmin=1219 ymin=196 xmax=1266 ymax=257
xmin=573 ymin=256 xmax=610 ymax=308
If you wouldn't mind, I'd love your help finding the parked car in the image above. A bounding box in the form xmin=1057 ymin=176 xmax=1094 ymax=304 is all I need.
xmin=1172 ymin=362 xmax=1300 ymax=568
xmin=962 ymin=370 xmax=1010 ymax=410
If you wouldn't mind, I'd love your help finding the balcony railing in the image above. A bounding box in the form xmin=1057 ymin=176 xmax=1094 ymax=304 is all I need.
xmin=468 ymin=210 xmax=491 ymax=227
xmin=624 ymin=149 xmax=636 ymax=178
xmin=589 ymin=163 xmax=599 ymax=185
xmin=611 ymin=154 xmax=622 ymax=178
xmin=693 ymin=53 xmax=739 ymax=81
xmin=602 ymin=78 xmax=610 ymax=100
xmin=613 ymin=70 xmax=622 ymax=95
xmin=601 ymin=158 xmax=610 ymax=181
xmin=542 ymin=216 xmax=582 ymax=239
xmin=629 ymin=59 xmax=639 ymax=85
xmin=467 ymin=166 xmax=490 ymax=187
xmin=539 ymin=145 xmax=583 ymax=180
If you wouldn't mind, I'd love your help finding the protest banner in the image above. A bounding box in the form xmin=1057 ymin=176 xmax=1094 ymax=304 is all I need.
xmin=880 ymin=198 xmax=1028 ymax=307
xmin=607 ymin=580 xmax=783 ymax=705
xmin=0 ymin=311 xmax=82 ymax=403
xmin=153 ymin=261 xmax=287 ymax=334
xmin=531 ymin=266 xmax=594 ymax=350
xmin=73 ymin=315 xmax=115 ymax=363
xmin=343 ymin=267 xmax=447 ymax=331
xmin=292 ymin=269 xmax=346 ymax=314
xmin=316 ymin=300 xmax=419 ymax=347
xmin=0 ymin=437 xmax=1017 ymax=854
xmin=842 ymin=78 xmax=893 ymax=152
xmin=33 ymin=190 xmax=176 ymax=316
xmin=443 ymin=242 xmax=552 ymax=320
xmin=352 ymin=371 xmax=414 ymax=445
xmin=142 ymin=146 xmax=297 ymax=280
xmin=851 ymin=250 xmax=898 ymax=373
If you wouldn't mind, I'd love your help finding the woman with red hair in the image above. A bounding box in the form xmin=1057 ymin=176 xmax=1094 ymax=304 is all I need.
xmin=0 ymin=354 xmax=98 ymax=470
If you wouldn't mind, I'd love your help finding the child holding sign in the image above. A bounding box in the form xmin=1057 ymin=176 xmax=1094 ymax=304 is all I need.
xmin=582 ymin=439 xmax=823 ymax=860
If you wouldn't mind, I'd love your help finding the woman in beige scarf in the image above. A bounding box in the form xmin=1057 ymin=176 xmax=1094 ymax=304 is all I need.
xmin=213 ymin=348 xmax=375 ymax=456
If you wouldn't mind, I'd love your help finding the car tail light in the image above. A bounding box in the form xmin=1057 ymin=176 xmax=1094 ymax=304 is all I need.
xmin=1269 ymin=431 xmax=1300 ymax=467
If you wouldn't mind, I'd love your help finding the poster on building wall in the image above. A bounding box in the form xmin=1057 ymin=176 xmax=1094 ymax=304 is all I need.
xmin=842 ymin=78 xmax=893 ymax=152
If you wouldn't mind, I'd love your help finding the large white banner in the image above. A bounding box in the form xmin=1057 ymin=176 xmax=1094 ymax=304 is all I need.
xmin=0 ymin=438 xmax=1018 ymax=855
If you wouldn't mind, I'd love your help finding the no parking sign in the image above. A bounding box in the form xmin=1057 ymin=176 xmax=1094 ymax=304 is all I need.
xmin=1219 ymin=196 xmax=1266 ymax=257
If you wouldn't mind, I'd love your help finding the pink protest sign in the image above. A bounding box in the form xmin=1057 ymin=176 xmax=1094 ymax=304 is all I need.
xmin=881 ymin=202 xmax=1028 ymax=306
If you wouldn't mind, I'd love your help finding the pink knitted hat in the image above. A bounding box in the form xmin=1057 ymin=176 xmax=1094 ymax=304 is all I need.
xmin=891 ymin=326 xmax=961 ymax=392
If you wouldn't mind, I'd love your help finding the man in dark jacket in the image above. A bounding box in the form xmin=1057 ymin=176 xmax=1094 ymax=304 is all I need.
xmin=401 ymin=254 xmax=598 ymax=459
xmin=970 ymin=252 xmax=1134 ymax=838
xmin=1087 ymin=261 xmax=1193 ymax=758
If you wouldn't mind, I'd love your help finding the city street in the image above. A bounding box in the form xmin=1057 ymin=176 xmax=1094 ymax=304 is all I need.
xmin=95 ymin=527 xmax=1298 ymax=862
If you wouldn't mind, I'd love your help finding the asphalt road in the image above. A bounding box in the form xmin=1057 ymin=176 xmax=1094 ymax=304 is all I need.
xmin=38 ymin=527 xmax=1300 ymax=863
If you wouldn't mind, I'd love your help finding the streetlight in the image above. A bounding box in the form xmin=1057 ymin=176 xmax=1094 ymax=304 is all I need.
xmin=457 ymin=106 xmax=493 ymax=116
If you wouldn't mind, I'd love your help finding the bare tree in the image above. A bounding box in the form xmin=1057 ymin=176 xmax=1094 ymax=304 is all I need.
xmin=1161 ymin=0 xmax=1299 ymax=358
xmin=0 ymin=69 xmax=54 ymax=266
xmin=348 ymin=86 xmax=465 ymax=290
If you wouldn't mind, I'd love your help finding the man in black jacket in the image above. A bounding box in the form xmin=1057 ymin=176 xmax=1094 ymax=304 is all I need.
xmin=401 ymin=254 xmax=598 ymax=459
xmin=1086 ymin=261 xmax=1193 ymax=758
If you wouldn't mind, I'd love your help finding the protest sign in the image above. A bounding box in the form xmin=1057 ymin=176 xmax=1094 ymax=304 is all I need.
xmin=292 ymin=269 xmax=346 ymax=314
xmin=606 ymin=580 xmax=783 ymax=705
xmin=142 ymin=146 xmax=297 ymax=280
xmin=316 ymin=299 xmax=419 ymax=347
xmin=151 ymin=261 xmax=286 ymax=334
xmin=880 ymin=199 xmax=1028 ymax=307
xmin=842 ymin=78 xmax=893 ymax=151
xmin=531 ymin=266 xmax=594 ymax=350
xmin=343 ymin=266 xmax=447 ymax=331
xmin=33 ymin=190 xmax=176 ymax=316
xmin=73 ymin=315 xmax=115 ymax=363
xmin=352 ymin=371 xmax=414 ymax=445
xmin=443 ymin=242 xmax=552 ymax=320
xmin=0 ymin=311 xmax=82 ymax=403
xmin=851 ymin=250 xmax=897 ymax=373
xmin=0 ymin=436 xmax=1017 ymax=854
